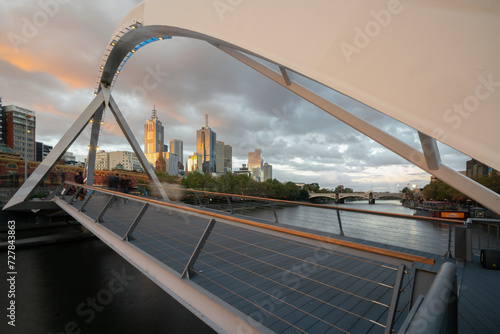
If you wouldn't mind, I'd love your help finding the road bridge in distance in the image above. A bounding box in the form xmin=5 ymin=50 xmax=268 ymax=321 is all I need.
xmin=309 ymin=192 xmax=405 ymax=204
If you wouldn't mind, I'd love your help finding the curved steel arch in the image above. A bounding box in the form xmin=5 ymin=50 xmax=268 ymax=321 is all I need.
xmin=5 ymin=0 xmax=499 ymax=214
xmin=96 ymin=0 xmax=499 ymax=210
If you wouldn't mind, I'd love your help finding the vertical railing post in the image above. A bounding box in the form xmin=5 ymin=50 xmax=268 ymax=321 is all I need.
xmin=446 ymin=223 xmax=453 ymax=258
xmin=496 ymin=225 xmax=500 ymax=249
xmin=67 ymin=186 xmax=83 ymax=204
xmin=226 ymin=196 xmax=234 ymax=214
xmin=384 ymin=264 xmax=406 ymax=334
xmin=181 ymin=219 xmax=216 ymax=279
xmin=478 ymin=222 xmax=482 ymax=251
xmin=466 ymin=220 xmax=473 ymax=261
xmin=79 ymin=190 xmax=95 ymax=212
xmin=123 ymin=203 xmax=149 ymax=241
xmin=95 ymin=195 xmax=115 ymax=223
xmin=195 ymin=192 xmax=203 ymax=207
xmin=270 ymin=202 xmax=279 ymax=224
xmin=487 ymin=223 xmax=491 ymax=248
xmin=47 ymin=182 xmax=65 ymax=200
xmin=336 ymin=209 xmax=345 ymax=236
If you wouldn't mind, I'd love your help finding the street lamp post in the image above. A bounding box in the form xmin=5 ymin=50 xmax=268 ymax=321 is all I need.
xmin=25 ymin=114 xmax=34 ymax=183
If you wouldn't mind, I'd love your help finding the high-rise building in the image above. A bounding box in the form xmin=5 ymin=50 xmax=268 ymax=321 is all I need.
xmin=95 ymin=150 xmax=109 ymax=170
xmin=216 ymin=141 xmax=225 ymax=174
xmin=224 ymin=144 xmax=232 ymax=172
xmin=169 ymin=138 xmax=184 ymax=166
xmin=36 ymin=142 xmax=52 ymax=162
xmin=144 ymin=106 xmax=165 ymax=168
xmin=165 ymin=152 xmax=179 ymax=176
xmin=196 ymin=114 xmax=216 ymax=173
xmin=109 ymin=151 xmax=141 ymax=171
xmin=155 ymin=144 xmax=178 ymax=175
xmin=248 ymin=148 xmax=263 ymax=181
xmin=466 ymin=159 xmax=491 ymax=178
xmin=0 ymin=96 xmax=3 ymax=143
xmin=263 ymin=162 xmax=273 ymax=181
xmin=187 ymin=153 xmax=202 ymax=173
xmin=3 ymin=105 xmax=36 ymax=162
xmin=62 ymin=151 xmax=76 ymax=163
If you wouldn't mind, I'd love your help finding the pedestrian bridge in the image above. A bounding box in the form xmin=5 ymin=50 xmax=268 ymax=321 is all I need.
xmin=2 ymin=0 xmax=500 ymax=332
xmin=24 ymin=181 xmax=498 ymax=333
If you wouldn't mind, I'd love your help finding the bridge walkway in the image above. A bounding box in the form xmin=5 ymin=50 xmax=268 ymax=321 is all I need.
xmin=50 ymin=186 xmax=499 ymax=333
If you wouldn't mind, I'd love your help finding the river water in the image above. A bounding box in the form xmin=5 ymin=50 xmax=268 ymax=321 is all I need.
xmin=0 ymin=200 xmax=436 ymax=334
xmin=0 ymin=233 xmax=216 ymax=334
xmin=236 ymin=199 xmax=451 ymax=255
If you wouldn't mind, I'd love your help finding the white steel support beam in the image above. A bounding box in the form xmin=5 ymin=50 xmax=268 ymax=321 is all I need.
xmin=279 ymin=66 xmax=292 ymax=86
xmin=418 ymin=132 xmax=442 ymax=171
xmin=85 ymin=104 xmax=105 ymax=185
xmin=108 ymin=95 xmax=169 ymax=201
xmin=3 ymin=90 xmax=107 ymax=210
xmin=214 ymin=45 xmax=500 ymax=215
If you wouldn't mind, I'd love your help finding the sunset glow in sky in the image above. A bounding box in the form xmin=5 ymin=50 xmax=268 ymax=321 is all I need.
xmin=0 ymin=0 xmax=470 ymax=191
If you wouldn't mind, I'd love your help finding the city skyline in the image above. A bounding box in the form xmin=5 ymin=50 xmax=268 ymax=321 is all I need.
xmin=0 ymin=1 xmax=472 ymax=191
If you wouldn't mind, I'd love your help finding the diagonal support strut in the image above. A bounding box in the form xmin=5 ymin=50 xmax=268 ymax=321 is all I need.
xmin=3 ymin=89 xmax=108 ymax=210
xmin=107 ymin=95 xmax=169 ymax=201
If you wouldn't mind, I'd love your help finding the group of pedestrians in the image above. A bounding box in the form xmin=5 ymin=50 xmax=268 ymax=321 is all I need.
xmin=108 ymin=173 xmax=132 ymax=194
xmin=65 ymin=171 xmax=133 ymax=202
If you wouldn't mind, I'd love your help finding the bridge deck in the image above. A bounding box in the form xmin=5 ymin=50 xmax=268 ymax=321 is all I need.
xmin=56 ymin=192 xmax=500 ymax=333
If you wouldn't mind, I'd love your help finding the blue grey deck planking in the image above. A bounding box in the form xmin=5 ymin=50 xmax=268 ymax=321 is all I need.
xmin=457 ymin=293 xmax=496 ymax=334
xmin=78 ymin=196 xmax=410 ymax=332
xmin=193 ymin=257 xmax=394 ymax=332
xmin=457 ymin=260 xmax=500 ymax=334
xmin=193 ymin=245 xmax=392 ymax=302
xmin=65 ymin=195 xmax=500 ymax=333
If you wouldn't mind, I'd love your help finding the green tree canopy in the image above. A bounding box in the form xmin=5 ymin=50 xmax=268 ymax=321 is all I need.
xmin=181 ymin=172 xmax=304 ymax=200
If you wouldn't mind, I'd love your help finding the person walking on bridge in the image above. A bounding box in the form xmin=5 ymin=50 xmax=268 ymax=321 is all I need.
xmin=109 ymin=173 xmax=119 ymax=192
xmin=75 ymin=170 xmax=85 ymax=201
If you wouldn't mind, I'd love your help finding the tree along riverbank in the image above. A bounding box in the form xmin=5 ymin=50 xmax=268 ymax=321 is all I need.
xmin=179 ymin=172 xmax=310 ymax=201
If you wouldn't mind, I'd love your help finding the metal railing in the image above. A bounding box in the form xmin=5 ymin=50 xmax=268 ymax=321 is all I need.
xmin=179 ymin=188 xmax=464 ymax=257
xmin=465 ymin=218 xmax=500 ymax=256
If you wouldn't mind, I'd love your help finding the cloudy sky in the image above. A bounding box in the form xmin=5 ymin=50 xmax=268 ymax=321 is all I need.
xmin=0 ymin=0 xmax=470 ymax=192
